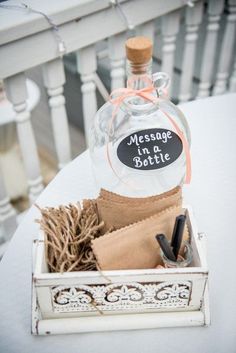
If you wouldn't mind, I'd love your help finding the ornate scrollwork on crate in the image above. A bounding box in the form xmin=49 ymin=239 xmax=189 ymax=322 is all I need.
xmin=51 ymin=281 xmax=192 ymax=313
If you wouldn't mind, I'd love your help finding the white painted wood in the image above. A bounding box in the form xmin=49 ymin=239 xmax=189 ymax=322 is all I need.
xmin=0 ymin=0 xmax=189 ymax=79
xmin=108 ymin=32 xmax=126 ymax=91
xmin=229 ymin=55 xmax=236 ymax=91
xmin=196 ymin=232 xmax=210 ymax=326
xmin=161 ymin=9 xmax=181 ymax=97
xmin=35 ymin=268 xmax=207 ymax=286
xmin=0 ymin=79 xmax=40 ymax=200
xmin=32 ymin=206 xmax=209 ymax=334
xmin=0 ymin=0 xmax=188 ymax=47
xmin=213 ymin=0 xmax=236 ymax=95
xmin=36 ymin=311 xmax=205 ymax=335
xmin=197 ymin=0 xmax=225 ymax=98
xmin=36 ymin=287 xmax=53 ymax=318
xmin=34 ymin=235 xmax=48 ymax=276
xmin=3 ymin=73 xmax=44 ymax=202
xmin=203 ymin=282 xmax=210 ymax=326
xmin=179 ymin=0 xmax=204 ymax=102
xmin=0 ymin=0 xmax=127 ymax=45
xmin=0 ymin=166 xmax=17 ymax=241
xmin=76 ymin=45 xmax=97 ymax=145
xmin=93 ymin=72 xmax=110 ymax=101
xmin=138 ymin=20 xmax=155 ymax=44
xmin=42 ymin=58 xmax=71 ymax=169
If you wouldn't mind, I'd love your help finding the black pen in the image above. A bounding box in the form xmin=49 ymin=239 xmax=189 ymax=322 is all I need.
xmin=156 ymin=234 xmax=176 ymax=261
xmin=171 ymin=215 xmax=186 ymax=259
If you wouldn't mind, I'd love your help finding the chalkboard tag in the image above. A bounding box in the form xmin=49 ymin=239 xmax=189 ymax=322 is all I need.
xmin=117 ymin=128 xmax=183 ymax=170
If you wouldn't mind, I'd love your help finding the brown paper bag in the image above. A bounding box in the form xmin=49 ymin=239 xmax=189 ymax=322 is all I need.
xmin=96 ymin=186 xmax=182 ymax=233
xmin=92 ymin=206 xmax=189 ymax=271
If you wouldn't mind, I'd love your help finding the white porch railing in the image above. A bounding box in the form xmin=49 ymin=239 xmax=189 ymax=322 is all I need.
xmin=0 ymin=0 xmax=235 ymax=252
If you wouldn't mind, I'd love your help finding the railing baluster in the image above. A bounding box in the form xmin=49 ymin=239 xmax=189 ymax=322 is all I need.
xmin=4 ymin=73 xmax=44 ymax=202
xmin=138 ymin=20 xmax=155 ymax=43
xmin=213 ymin=0 xmax=236 ymax=95
xmin=108 ymin=32 xmax=126 ymax=91
xmin=0 ymin=166 xmax=17 ymax=241
xmin=179 ymin=0 xmax=204 ymax=103
xmin=197 ymin=0 xmax=225 ymax=98
xmin=161 ymin=10 xmax=181 ymax=97
xmin=76 ymin=45 xmax=97 ymax=145
xmin=42 ymin=58 xmax=71 ymax=169
xmin=229 ymin=55 xmax=236 ymax=91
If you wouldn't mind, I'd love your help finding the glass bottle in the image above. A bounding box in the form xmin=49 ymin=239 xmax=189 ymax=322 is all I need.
xmin=161 ymin=241 xmax=193 ymax=268
xmin=89 ymin=37 xmax=191 ymax=197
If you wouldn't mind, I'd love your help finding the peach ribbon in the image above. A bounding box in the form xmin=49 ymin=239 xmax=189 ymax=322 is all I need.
xmin=107 ymin=85 xmax=191 ymax=185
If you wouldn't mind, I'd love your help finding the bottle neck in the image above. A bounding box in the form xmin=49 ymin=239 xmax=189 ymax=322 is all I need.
xmin=126 ymin=59 xmax=152 ymax=90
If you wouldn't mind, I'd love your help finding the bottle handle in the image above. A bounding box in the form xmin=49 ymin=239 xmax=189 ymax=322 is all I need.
xmin=152 ymin=72 xmax=170 ymax=97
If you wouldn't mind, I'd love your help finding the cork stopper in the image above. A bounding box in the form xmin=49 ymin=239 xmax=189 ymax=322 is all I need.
xmin=125 ymin=36 xmax=153 ymax=64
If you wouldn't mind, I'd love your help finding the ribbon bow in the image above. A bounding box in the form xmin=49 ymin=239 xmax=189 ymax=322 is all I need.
xmin=107 ymin=85 xmax=191 ymax=185
xmin=110 ymin=86 xmax=158 ymax=105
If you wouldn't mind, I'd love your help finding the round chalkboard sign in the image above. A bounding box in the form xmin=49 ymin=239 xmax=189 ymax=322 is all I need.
xmin=117 ymin=128 xmax=183 ymax=170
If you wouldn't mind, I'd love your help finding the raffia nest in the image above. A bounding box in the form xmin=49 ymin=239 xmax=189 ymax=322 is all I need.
xmin=35 ymin=200 xmax=104 ymax=273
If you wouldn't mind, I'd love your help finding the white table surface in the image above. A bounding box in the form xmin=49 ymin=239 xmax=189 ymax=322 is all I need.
xmin=1 ymin=93 xmax=236 ymax=353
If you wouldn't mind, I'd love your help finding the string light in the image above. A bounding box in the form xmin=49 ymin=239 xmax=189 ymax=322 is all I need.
xmin=110 ymin=0 xmax=134 ymax=31
xmin=0 ymin=2 xmax=66 ymax=56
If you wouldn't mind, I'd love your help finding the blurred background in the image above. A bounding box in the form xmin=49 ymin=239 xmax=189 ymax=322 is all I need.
xmin=0 ymin=0 xmax=235 ymax=254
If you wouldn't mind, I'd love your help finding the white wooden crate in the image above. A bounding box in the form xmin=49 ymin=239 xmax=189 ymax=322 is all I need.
xmin=32 ymin=206 xmax=210 ymax=335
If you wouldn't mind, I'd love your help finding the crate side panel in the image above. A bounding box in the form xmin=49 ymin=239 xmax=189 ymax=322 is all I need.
xmin=38 ymin=274 xmax=207 ymax=319
xmin=36 ymin=311 xmax=205 ymax=335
